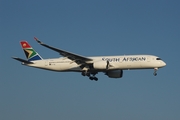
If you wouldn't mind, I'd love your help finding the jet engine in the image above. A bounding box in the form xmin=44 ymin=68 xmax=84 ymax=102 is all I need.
xmin=106 ymin=70 xmax=123 ymax=78
xmin=93 ymin=61 xmax=108 ymax=69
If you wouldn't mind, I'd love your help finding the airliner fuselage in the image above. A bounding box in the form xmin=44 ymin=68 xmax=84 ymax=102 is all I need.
xmin=12 ymin=38 xmax=166 ymax=81
xmin=24 ymin=55 xmax=166 ymax=72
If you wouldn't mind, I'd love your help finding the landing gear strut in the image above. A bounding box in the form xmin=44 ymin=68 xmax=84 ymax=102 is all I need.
xmin=153 ymin=68 xmax=158 ymax=76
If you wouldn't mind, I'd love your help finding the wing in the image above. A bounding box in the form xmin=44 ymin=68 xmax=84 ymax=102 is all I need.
xmin=34 ymin=37 xmax=93 ymax=64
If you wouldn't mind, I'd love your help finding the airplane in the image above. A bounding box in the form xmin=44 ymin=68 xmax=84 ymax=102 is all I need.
xmin=12 ymin=37 xmax=166 ymax=81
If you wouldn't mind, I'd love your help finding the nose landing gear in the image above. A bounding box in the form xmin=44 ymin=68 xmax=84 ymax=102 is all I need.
xmin=153 ymin=68 xmax=158 ymax=76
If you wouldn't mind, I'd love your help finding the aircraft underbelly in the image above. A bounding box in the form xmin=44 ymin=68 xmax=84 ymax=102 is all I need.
xmin=27 ymin=60 xmax=80 ymax=71
xmin=114 ymin=61 xmax=155 ymax=69
xmin=46 ymin=62 xmax=80 ymax=71
xmin=115 ymin=62 xmax=141 ymax=69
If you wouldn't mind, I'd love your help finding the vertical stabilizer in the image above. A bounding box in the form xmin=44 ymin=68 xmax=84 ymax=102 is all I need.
xmin=20 ymin=41 xmax=43 ymax=61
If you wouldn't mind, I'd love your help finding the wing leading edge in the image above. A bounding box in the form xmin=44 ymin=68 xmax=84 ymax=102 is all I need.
xmin=34 ymin=37 xmax=93 ymax=64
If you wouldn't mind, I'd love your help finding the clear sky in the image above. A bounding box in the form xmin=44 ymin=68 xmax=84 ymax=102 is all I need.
xmin=1 ymin=0 xmax=180 ymax=120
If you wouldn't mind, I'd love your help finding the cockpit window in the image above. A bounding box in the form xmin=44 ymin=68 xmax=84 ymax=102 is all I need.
xmin=156 ymin=58 xmax=162 ymax=60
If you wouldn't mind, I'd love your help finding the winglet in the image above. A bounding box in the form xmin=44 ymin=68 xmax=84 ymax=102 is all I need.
xmin=34 ymin=37 xmax=42 ymax=44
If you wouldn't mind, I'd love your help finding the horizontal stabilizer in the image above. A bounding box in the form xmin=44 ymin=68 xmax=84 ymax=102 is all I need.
xmin=12 ymin=57 xmax=34 ymax=64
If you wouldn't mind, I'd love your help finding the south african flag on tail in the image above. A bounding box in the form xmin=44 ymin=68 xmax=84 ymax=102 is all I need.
xmin=20 ymin=41 xmax=43 ymax=61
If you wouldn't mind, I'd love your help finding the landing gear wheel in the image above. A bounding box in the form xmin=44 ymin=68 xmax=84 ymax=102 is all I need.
xmin=153 ymin=68 xmax=158 ymax=76
xmin=86 ymin=72 xmax=90 ymax=77
xmin=89 ymin=77 xmax=94 ymax=80
xmin=94 ymin=77 xmax=98 ymax=81
xmin=89 ymin=76 xmax=98 ymax=81
xmin=153 ymin=72 xmax=157 ymax=76
xmin=81 ymin=72 xmax=86 ymax=76
xmin=81 ymin=71 xmax=90 ymax=77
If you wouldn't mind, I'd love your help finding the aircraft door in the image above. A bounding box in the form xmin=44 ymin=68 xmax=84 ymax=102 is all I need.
xmin=45 ymin=60 xmax=49 ymax=66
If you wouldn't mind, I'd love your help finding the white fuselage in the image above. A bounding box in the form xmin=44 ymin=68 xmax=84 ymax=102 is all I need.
xmin=23 ymin=55 xmax=166 ymax=72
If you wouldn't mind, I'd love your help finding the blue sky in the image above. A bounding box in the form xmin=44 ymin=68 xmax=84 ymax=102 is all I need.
xmin=1 ymin=0 xmax=180 ymax=120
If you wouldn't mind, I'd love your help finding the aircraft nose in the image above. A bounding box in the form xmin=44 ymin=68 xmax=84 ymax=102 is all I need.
xmin=162 ymin=61 xmax=166 ymax=67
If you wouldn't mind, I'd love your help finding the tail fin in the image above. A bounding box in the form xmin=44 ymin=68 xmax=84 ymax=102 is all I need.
xmin=20 ymin=41 xmax=43 ymax=61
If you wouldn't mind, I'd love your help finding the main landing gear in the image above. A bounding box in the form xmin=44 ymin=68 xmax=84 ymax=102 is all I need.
xmin=81 ymin=71 xmax=98 ymax=81
xmin=89 ymin=76 xmax=98 ymax=81
xmin=153 ymin=68 xmax=158 ymax=76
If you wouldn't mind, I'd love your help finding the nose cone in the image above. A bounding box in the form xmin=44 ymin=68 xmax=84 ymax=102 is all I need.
xmin=161 ymin=61 xmax=166 ymax=67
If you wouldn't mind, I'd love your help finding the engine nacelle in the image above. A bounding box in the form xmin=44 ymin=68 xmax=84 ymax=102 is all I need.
xmin=106 ymin=70 xmax=123 ymax=78
xmin=93 ymin=61 xmax=108 ymax=69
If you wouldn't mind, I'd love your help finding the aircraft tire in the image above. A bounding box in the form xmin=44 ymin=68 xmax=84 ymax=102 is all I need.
xmin=94 ymin=77 xmax=98 ymax=81
xmin=153 ymin=73 xmax=157 ymax=76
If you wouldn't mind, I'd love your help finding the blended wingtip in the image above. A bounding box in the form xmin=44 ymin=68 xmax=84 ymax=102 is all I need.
xmin=34 ymin=37 xmax=42 ymax=44
xmin=12 ymin=56 xmax=17 ymax=59
xmin=34 ymin=37 xmax=38 ymax=40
